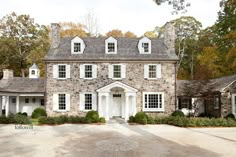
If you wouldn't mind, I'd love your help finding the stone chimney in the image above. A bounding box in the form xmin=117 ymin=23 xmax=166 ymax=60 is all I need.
xmin=50 ymin=23 xmax=60 ymax=48
xmin=3 ymin=69 xmax=13 ymax=79
xmin=163 ymin=22 xmax=175 ymax=53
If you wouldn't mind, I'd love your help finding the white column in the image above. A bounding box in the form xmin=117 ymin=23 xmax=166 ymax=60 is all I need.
xmin=105 ymin=94 xmax=109 ymax=120
xmin=5 ymin=96 xmax=9 ymax=117
xmin=98 ymin=95 xmax=103 ymax=117
xmin=132 ymin=95 xmax=137 ymax=116
xmin=125 ymin=95 xmax=129 ymax=121
xmin=0 ymin=96 xmax=2 ymax=116
xmin=16 ymin=96 xmax=20 ymax=113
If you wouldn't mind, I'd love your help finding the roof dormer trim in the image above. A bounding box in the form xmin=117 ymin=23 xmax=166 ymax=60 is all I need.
xmin=138 ymin=36 xmax=152 ymax=54
xmin=105 ymin=36 xmax=117 ymax=54
xmin=71 ymin=36 xmax=86 ymax=54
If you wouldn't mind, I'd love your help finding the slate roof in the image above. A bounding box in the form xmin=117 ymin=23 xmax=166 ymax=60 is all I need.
xmin=30 ymin=63 xmax=39 ymax=69
xmin=45 ymin=37 xmax=178 ymax=61
xmin=0 ymin=78 xmax=45 ymax=94
xmin=177 ymin=74 xmax=236 ymax=96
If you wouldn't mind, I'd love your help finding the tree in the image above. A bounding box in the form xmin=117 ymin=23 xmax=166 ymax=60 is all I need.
xmin=144 ymin=31 xmax=158 ymax=38
xmin=215 ymin=0 xmax=236 ymax=52
xmin=83 ymin=10 xmax=99 ymax=37
xmin=153 ymin=0 xmax=190 ymax=14
xmin=106 ymin=29 xmax=123 ymax=37
xmin=59 ymin=22 xmax=88 ymax=37
xmin=0 ymin=12 xmax=49 ymax=77
xmin=124 ymin=31 xmax=137 ymax=38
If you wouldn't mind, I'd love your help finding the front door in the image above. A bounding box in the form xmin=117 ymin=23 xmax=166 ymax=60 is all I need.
xmin=112 ymin=94 xmax=122 ymax=117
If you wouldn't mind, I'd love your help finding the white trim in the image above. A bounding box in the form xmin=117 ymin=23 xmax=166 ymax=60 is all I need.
xmin=232 ymin=94 xmax=236 ymax=115
xmin=221 ymin=80 xmax=236 ymax=92
xmin=105 ymin=37 xmax=117 ymax=54
xmin=80 ymin=92 xmax=97 ymax=112
xmin=71 ymin=36 xmax=85 ymax=54
xmin=96 ymin=81 xmax=138 ymax=93
xmin=138 ymin=36 xmax=151 ymax=54
xmin=110 ymin=64 xmax=123 ymax=80
xmin=142 ymin=92 xmax=165 ymax=112
xmin=58 ymin=64 xmax=67 ymax=79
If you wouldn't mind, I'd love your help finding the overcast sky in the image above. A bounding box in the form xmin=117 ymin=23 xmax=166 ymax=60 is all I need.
xmin=0 ymin=0 xmax=221 ymax=36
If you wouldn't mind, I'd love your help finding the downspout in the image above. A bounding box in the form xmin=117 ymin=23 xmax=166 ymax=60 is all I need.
xmin=175 ymin=63 xmax=177 ymax=111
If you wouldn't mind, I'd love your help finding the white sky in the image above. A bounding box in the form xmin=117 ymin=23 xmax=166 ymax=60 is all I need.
xmin=0 ymin=0 xmax=221 ymax=36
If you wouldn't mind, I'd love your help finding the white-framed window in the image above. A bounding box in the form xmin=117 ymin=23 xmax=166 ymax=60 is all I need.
xmin=73 ymin=43 xmax=81 ymax=53
xmin=142 ymin=43 xmax=149 ymax=52
xmin=71 ymin=36 xmax=85 ymax=54
xmin=31 ymin=70 xmax=35 ymax=75
xmin=113 ymin=65 xmax=121 ymax=78
xmin=58 ymin=94 xmax=66 ymax=110
xmin=53 ymin=64 xmax=71 ymax=79
xmin=79 ymin=92 xmax=97 ymax=111
xmin=80 ymin=64 xmax=97 ymax=79
xmin=232 ymin=94 xmax=236 ymax=115
xmin=25 ymin=98 xmax=29 ymax=104
xmin=214 ymin=95 xmax=219 ymax=109
xmin=53 ymin=93 xmax=70 ymax=112
xmin=105 ymin=37 xmax=117 ymax=54
xmin=144 ymin=64 xmax=161 ymax=79
xmin=108 ymin=64 xmax=126 ymax=79
xmin=143 ymin=92 xmax=164 ymax=112
xmin=58 ymin=65 xmax=66 ymax=79
xmin=138 ymin=37 xmax=151 ymax=54
xmin=85 ymin=65 xmax=93 ymax=78
xmin=108 ymin=43 xmax=115 ymax=52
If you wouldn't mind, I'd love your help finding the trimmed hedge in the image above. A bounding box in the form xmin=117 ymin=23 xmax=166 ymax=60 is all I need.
xmin=171 ymin=111 xmax=185 ymax=117
xmin=0 ymin=114 xmax=31 ymax=124
xmin=225 ymin=113 xmax=235 ymax=119
xmin=32 ymin=108 xmax=47 ymax=119
xmin=154 ymin=116 xmax=236 ymax=127
xmin=85 ymin=111 xmax=100 ymax=123
xmin=134 ymin=112 xmax=148 ymax=124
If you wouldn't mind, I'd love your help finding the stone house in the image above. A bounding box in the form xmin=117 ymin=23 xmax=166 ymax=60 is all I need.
xmin=0 ymin=64 xmax=45 ymax=116
xmin=177 ymin=74 xmax=236 ymax=117
xmin=44 ymin=23 xmax=179 ymax=120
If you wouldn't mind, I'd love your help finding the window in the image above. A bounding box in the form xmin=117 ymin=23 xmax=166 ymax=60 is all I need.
xmin=32 ymin=98 xmax=36 ymax=103
xmin=142 ymin=43 xmax=149 ymax=52
xmin=108 ymin=43 xmax=115 ymax=52
xmin=40 ymin=99 xmax=44 ymax=106
xmin=58 ymin=94 xmax=66 ymax=110
xmin=25 ymin=98 xmax=29 ymax=104
xmin=113 ymin=65 xmax=121 ymax=78
xmin=58 ymin=65 xmax=66 ymax=78
xmin=149 ymin=65 xmax=156 ymax=78
xmin=31 ymin=70 xmax=35 ymax=75
xmin=85 ymin=94 xmax=92 ymax=110
xmin=214 ymin=96 xmax=219 ymax=109
xmin=12 ymin=98 xmax=16 ymax=103
xmin=85 ymin=65 xmax=93 ymax=78
xmin=143 ymin=92 xmax=164 ymax=112
xmin=178 ymin=98 xmax=191 ymax=109
xmin=74 ymin=43 xmax=81 ymax=53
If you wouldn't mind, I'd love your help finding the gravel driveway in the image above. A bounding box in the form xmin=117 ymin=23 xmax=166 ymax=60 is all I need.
xmin=0 ymin=122 xmax=236 ymax=157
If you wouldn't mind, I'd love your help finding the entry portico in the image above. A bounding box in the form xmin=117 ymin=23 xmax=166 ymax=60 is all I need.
xmin=96 ymin=81 xmax=138 ymax=121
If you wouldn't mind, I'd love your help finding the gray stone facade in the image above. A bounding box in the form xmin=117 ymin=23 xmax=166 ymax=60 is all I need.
xmin=45 ymin=61 xmax=176 ymax=117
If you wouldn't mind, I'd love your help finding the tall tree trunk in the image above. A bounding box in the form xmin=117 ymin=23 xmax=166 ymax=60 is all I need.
xmin=21 ymin=69 xmax=25 ymax=77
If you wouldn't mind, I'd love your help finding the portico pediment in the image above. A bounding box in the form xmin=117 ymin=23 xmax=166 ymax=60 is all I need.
xmin=96 ymin=81 xmax=138 ymax=93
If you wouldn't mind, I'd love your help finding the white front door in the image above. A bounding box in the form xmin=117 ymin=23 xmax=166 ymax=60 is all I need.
xmin=112 ymin=94 xmax=122 ymax=117
xmin=232 ymin=94 xmax=236 ymax=115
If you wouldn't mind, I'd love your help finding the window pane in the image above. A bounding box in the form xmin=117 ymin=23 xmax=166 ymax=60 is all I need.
xmin=85 ymin=94 xmax=92 ymax=110
xmin=58 ymin=94 xmax=66 ymax=110
xmin=113 ymin=65 xmax=121 ymax=78
xmin=58 ymin=65 xmax=66 ymax=78
xmin=74 ymin=43 xmax=81 ymax=52
xmin=25 ymin=98 xmax=29 ymax=103
xmin=108 ymin=43 xmax=115 ymax=52
xmin=144 ymin=93 xmax=163 ymax=110
xmin=85 ymin=65 xmax=93 ymax=78
xmin=149 ymin=65 xmax=156 ymax=78
xmin=142 ymin=43 xmax=149 ymax=52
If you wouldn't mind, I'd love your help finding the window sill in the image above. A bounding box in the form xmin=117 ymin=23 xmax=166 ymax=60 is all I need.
xmin=57 ymin=78 xmax=68 ymax=80
xmin=143 ymin=109 xmax=165 ymax=112
xmin=112 ymin=78 xmax=123 ymax=80
xmin=54 ymin=110 xmax=68 ymax=113
xmin=84 ymin=78 xmax=95 ymax=80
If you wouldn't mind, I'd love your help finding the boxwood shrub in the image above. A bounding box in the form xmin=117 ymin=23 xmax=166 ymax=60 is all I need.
xmin=32 ymin=108 xmax=47 ymax=118
xmin=225 ymin=113 xmax=235 ymax=119
xmin=85 ymin=111 xmax=100 ymax=123
xmin=134 ymin=112 xmax=148 ymax=124
xmin=0 ymin=114 xmax=31 ymax=124
xmin=171 ymin=111 xmax=185 ymax=117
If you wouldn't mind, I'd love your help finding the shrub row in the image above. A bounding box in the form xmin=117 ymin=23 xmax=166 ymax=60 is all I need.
xmin=38 ymin=116 xmax=106 ymax=125
xmin=0 ymin=114 xmax=31 ymax=124
xmin=154 ymin=116 xmax=236 ymax=127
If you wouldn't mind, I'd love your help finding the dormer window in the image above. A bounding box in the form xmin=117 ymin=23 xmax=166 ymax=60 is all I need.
xmin=105 ymin=37 xmax=117 ymax=54
xmin=108 ymin=43 xmax=115 ymax=52
xmin=31 ymin=70 xmax=35 ymax=75
xmin=142 ymin=43 xmax=149 ymax=52
xmin=71 ymin=36 xmax=85 ymax=54
xmin=138 ymin=37 xmax=151 ymax=54
xmin=74 ymin=43 xmax=81 ymax=53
